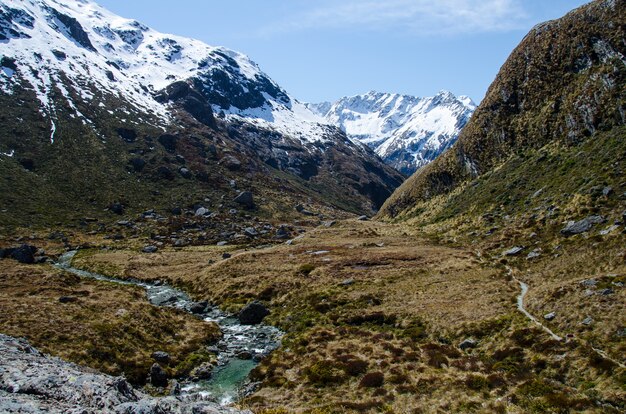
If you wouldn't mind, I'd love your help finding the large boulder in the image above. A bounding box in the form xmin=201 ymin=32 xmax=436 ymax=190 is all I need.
xmin=561 ymin=215 xmax=606 ymax=236
xmin=238 ymin=301 xmax=270 ymax=325
xmin=10 ymin=244 xmax=36 ymax=264
xmin=149 ymin=363 xmax=168 ymax=387
xmin=234 ymin=191 xmax=255 ymax=209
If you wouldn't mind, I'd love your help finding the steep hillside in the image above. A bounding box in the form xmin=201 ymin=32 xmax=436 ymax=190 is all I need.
xmin=308 ymin=91 xmax=475 ymax=175
xmin=380 ymin=0 xmax=625 ymax=219
xmin=0 ymin=0 xmax=403 ymax=231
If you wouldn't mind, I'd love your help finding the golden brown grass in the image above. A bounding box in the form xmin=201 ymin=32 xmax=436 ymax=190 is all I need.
xmin=0 ymin=261 xmax=220 ymax=384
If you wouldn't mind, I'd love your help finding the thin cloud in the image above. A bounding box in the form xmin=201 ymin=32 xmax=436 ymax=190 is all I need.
xmin=258 ymin=0 xmax=530 ymax=37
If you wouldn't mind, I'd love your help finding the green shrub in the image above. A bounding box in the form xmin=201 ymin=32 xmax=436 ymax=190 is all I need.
xmin=359 ymin=371 xmax=385 ymax=388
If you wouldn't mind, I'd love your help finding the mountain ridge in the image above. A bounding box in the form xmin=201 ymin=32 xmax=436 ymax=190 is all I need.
xmin=308 ymin=90 xmax=475 ymax=175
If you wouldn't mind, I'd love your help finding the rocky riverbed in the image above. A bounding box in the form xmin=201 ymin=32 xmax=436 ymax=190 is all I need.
xmin=0 ymin=334 xmax=250 ymax=414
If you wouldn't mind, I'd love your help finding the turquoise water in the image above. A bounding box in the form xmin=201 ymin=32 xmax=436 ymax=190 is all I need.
xmin=200 ymin=359 xmax=258 ymax=404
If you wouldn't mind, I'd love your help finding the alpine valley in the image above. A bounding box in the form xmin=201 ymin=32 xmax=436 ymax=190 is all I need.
xmin=0 ymin=1 xmax=625 ymax=414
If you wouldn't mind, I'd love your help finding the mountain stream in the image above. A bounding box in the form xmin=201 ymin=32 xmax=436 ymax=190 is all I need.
xmin=55 ymin=250 xmax=283 ymax=405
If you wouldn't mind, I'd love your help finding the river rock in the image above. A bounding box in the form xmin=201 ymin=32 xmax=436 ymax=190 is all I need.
xmin=238 ymin=301 xmax=270 ymax=325
xmin=190 ymin=301 xmax=208 ymax=314
xmin=459 ymin=338 xmax=478 ymax=350
xmin=149 ymin=363 xmax=168 ymax=387
xmin=560 ymin=215 xmax=605 ymax=236
xmin=191 ymin=362 xmax=213 ymax=380
xmin=151 ymin=351 xmax=170 ymax=364
xmin=234 ymin=191 xmax=255 ymax=209
xmin=10 ymin=244 xmax=36 ymax=264
xmin=236 ymin=351 xmax=253 ymax=360
xmin=0 ymin=334 xmax=249 ymax=413
xmin=244 ymin=227 xmax=258 ymax=237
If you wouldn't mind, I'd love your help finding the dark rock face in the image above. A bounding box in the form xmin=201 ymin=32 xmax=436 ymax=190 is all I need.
xmin=10 ymin=244 xmax=36 ymax=264
xmin=0 ymin=5 xmax=34 ymax=41
xmin=129 ymin=157 xmax=146 ymax=172
xmin=219 ymin=154 xmax=242 ymax=171
xmin=189 ymin=301 xmax=208 ymax=314
xmin=155 ymin=81 xmax=216 ymax=128
xmin=234 ymin=191 xmax=255 ymax=209
xmin=157 ymin=134 xmax=178 ymax=153
xmin=45 ymin=6 xmax=96 ymax=52
xmin=0 ymin=334 xmax=248 ymax=413
xmin=238 ymin=301 xmax=270 ymax=325
xmin=151 ymin=351 xmax=170 ymax=364
xmin=117 ymin=128 xmax=137 ymax=143
xmin=149 ymin=363 xmax=168 ymax=387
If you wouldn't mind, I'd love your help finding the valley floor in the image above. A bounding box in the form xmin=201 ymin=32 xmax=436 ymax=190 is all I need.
xmin=0 ymin=219 xmax=624 ymax=413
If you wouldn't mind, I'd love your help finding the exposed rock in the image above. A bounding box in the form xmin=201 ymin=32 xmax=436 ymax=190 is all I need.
xmin=459 ymin=338 xmax=478 ymax=350
xmin=149 ymin=363 xmax=168 ymax=387
xmin=151 ymin=351 xmax=170 ymax=364
xmin=560 ymin=216 xmax=606 ymax=236
xmin=58 ymin=296 xmax=78 ymax=304
xmin=171 ymin=207 xmax=182 ymax=215
xmin=142 ymin=245 xmax=158 ymax=253
xmin=602 ymin=186 xmax=613 ymax=197
xmin=357 ymin=215 xmax=369 ymax=221
xmin=340 ymin=279 xmax=355 ymax=286
xmin=222 ymin=253 xmax=231 ymax=259
xmin=544 ymin=312 xmax=556 ymax=321
xmin=236 ymin=351 xmax=253 ymax=360
xmin=234 ymin=191 xmax=255 ymax=209
xmin=179 ymin=167 xmax=192 ymax=179
xmin=195 ymin=207 xmax=210 ymax=216
xmin=157 ymin=134 xmax=178 ymax=153
xmin=0 ymin=334 xmax=248 ymax=413
xmin=244 ymin=227 xmax=258 ymax=237
xmin=10 ymin=244 xmax=36 ymax=264
xmin=503 ymin=246 xmax=524 ymax=256
xmin=190 ymin=362 xmax=213 ymax=380
xmin=109 ymin=202 xmax=124 ymax=215
xmin=219 ymin=154 xmax=241 ymax=171
xmin=526 ymin=250 xmax=541 ymax=260
xmin=581 ymin=317 xmax=593 ymax=326
xmin=238 ymin=301 xmax=270 ymax=325
xmin=600 ymin=288 xmax=614 ymax=296
xmin=189 ymin=301 xmax=208 ymax=314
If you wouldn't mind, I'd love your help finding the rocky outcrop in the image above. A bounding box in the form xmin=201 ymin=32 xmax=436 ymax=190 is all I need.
xmin=0 ymin=334 xmax=248 ymax=413
xmin=380 ymin=0 xmax=626 ymax=218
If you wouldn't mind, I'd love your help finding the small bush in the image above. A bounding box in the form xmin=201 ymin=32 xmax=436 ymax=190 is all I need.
xmin=305 ymin=361 xmax=345 ymax=386
xmin=342 ymin=358 xmax=369 ymax=376
xmin=359 ymin=371 xmax=385 ymax=388
xmin=297 ymin=264 xmax=315 ymax=276
xmin=465 ymin=374 xmax=489 ymax=391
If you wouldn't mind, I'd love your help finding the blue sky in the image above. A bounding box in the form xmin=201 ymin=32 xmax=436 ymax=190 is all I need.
xmin=96 ymin=0 xmax=590 ymax=104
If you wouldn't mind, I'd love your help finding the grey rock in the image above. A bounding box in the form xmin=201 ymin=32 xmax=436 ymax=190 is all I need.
xmin=149 ymin=363 xmax=168 ymax=387
xmin=526 ymin=249 xmax=541 ymax=260
xmin=503 ymin=246 xmax=524 ymax=256
xmin=544 ymin=312 xmax=556 ymax=321
xmin=191 ymin=362 xmax=213 ymax=380
xmin=323 ymin=220 xmax=336 ymax=228
xmin=173 ymin=239 xmax=189 ymax=247
xmin=238 ymin=301 xmax=270 ymax=325
xmin=244 ymin=227 xmax=258 ymax=237
xmin=195 ymin=207 xmax=209 ymax=216
xmin=110 ymin=202 xmax=124 ymax=215
xmin=219 ymin=154 xmax=241 ymax=171
xmin=222 ymin=253 xmax=231 ymax=259
xmin=151 ymin=351 xmax=170 ymax=363
xmin=581 ymin=317 xmax=593 ymax=326
xmin=340 ymin=279 xmax=355 ymax=286
xmin=216 ymin=241 xmax=228 ymax=246
xmin=459 ymin=338 xmax=478 ymax=350
xmin=561 ymin=215 xmax=606 ymax=236
xmin=357 ymin=215 xmax=369 ymax=221
xmin=600 ymin=288 xmax=614 ymax=295
xmin=0 ymin=334 xmax=248 ymax=413
xmin=179 ymin=167 xmax=192 ymax=179
xmin=602 ymin=186 xmax=613 ymax=196
xmin=295 ymin=204 xmax=305 ymax=212
xmin=580 ymin=279 xmax=598 ymax=287
xmin=236 ymin=351 xmax=253 ymax=360
xmin=142 ymin=245 xmax=158 ymax=254
xmin=234 ymin=191 xmax=255 ymax=209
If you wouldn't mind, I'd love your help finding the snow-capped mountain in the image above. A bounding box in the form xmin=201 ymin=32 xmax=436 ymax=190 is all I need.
xmin=0 ymin=0 xmax=404 ymax=215
xmin=0 ymin=0 xmax=336 ymax=144
xmin=308 ymin=91 xmax=476 ymax=175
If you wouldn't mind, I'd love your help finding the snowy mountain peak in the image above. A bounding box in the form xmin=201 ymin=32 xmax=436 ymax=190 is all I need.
xmin=308 ymin=91 xmax=476 ymax=175
xmin=0 ymin=0 xmax=331 ymax=143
